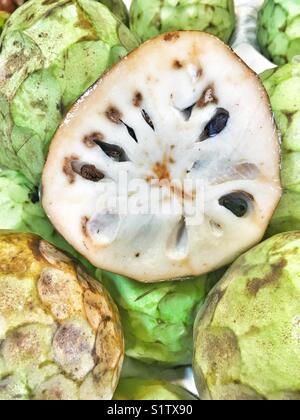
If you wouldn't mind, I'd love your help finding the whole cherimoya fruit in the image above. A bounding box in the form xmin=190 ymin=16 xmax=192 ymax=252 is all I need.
xmin=42 ymin=31 xmax=281 ymax=283
xmin=257 ymin=0 xmax=300 ymax=65
xmin=261 ymin=62 xmax=300 ymax=237
xmin=194 ymin=232 xmax=300 ymax=401
xmin=0 ymin=0 xmax=138 ymax=185
xmin=129 ymin=0 xmax=236 ymax=43
xmin=101 ymin=270 xmax=208 ymax=366
xmin=0 ymin=232 xmax=124 ymax=400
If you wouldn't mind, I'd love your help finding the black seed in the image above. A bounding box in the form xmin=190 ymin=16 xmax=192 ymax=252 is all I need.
xmin=181 ymin=104 xmax=195 ymax=121
xmin=219 ymin=192 xmax=253 ymax=218
xmin=29 ymin=188 xmax=40 ymax=204
xmin=200 ymin=108 xmax=229 ymax=141
xmin=80 ymin=165 xmax=105 ymax=182
xmin=95 ymin=141 xmax=128 ymax=162
xmin=141 ymin=109 xmax=155 ymax=130
xmin=122 ymin=121 xmax=138 ymax=142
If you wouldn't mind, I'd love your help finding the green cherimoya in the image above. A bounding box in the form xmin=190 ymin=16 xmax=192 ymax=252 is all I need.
xmin=100 ymin=271 xmax=208 ymax=366
xmin=193 ymin=231 xmax=300 ymax=400
xmin=257 ymin=0 xmax=300 ymax=65
xmin=114 ymin=378 xmax=196 ymax=400
xmin=0 ymin=169 xmax=94 ymax=273
xmin=0 ymin=0 xmax=138 ymax=185
xmin=0 ymin=0 xmax=128 ymax=23
xmin=129 ymin=0 xmax=236 ymax=43
xmin=0 ymin=232 xmax=124 ymax=400
xmin=261 ymin=62 xmax=300 ymax=237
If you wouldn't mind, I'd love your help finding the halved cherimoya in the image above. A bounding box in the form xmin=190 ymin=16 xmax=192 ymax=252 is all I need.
xmin=42 ymin=32 xmax=281 ymax=283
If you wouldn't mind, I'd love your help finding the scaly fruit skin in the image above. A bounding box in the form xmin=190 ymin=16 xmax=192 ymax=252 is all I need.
xmin=193 ymin=232 xmax=300 ymax=401
xmin=114 ymin=378 xmax=196 ymax=400
xmin=0 ymin=0 xmax=138 ymax=185
xmin=101 ymin=0 xmax=129 ymax=25
xmin=0 ymin=232 xmax=124 ymax=400
xmin=129 ymin=0 xmax=236 ymax=43
xmin=0 ymin=11 xmax=9 ymax=33
xmin=257 ymin=0 xmax=300 ymax=65
xmin=100 ymin=271 xmax=207 ymax=366
xmin=0 ymin=169 xmax=95 ymax=274
xmin=261 ymin=63 xmax=300 ymax=237
xmin=0 ymin=1 xmax=128 ymax=23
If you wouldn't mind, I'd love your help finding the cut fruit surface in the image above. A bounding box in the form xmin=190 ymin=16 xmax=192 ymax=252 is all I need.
xmin=42 ymin=31 xmax=282 ymax=283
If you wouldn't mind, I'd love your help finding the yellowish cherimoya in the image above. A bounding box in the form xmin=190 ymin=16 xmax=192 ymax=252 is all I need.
xmin=0 ymin=232 xmax=124 ymax=400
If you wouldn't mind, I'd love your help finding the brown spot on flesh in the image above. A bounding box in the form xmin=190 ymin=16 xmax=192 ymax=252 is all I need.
xmin=197 ymin=68 xmax=203 ymax=78
xmin=81 ymin=216 xmax=90 ymax=237
xmin=133 ymin=92 xmax=143 ymax=107
xmin=83 ymin=132 xmax=104 ymax=148
xmin=153 ymin=162 xmax=170 ymax=182
xmin=173 ymin=60 xmax=183 ymax=69
xmin=164 ymin=32 xmax=180 ymax=42
xmin=246 ymin=259 xmax=287 ymax=297
xmin=80 ymin=165 xmax=104 ymax=182
xmin=63 ymin=156 xmax=78 ymax=184
xmin=170 ymin=183 xmax=195 ymax=202
xmin=106 ymin=106 xmax=122 ymax=124
xmin=197 ymin=86 xmax=218 ymax=108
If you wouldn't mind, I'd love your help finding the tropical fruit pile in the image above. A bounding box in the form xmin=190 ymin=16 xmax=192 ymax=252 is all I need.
xmin=1 ymin=0 xmax=300 ymax=401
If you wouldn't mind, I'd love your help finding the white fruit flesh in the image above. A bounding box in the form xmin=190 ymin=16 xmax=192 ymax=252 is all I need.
xmin=42 ymin=32 xmax=281 ymax=283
